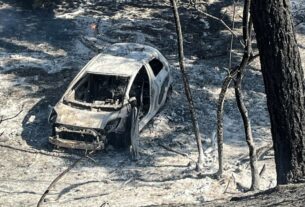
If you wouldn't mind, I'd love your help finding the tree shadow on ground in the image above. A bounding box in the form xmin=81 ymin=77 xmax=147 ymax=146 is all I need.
xmin=0 ymin=3 xmax=76 ymax=53
xmin=1 ymin=68 xmax=76 ymax=151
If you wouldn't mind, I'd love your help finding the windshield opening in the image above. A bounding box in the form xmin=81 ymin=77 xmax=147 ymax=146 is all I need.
xmin=66 ymin=73 xmax=129 ymax=107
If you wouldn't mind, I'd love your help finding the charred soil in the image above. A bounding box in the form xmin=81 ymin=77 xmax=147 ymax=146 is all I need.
xmin=1 ymin=0 xmax=305 ymax=206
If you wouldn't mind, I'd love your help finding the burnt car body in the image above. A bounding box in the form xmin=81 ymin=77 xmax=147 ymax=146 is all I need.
xmin=48 ymin=43 xmax=172 ymax=150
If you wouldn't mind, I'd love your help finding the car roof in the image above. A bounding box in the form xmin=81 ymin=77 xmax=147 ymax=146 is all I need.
xmin=85 ymin=43 xmax=160 ymax=77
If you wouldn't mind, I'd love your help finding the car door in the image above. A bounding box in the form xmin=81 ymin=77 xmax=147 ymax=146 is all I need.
xmin=147 ymin=57 xmax=169 ymax=109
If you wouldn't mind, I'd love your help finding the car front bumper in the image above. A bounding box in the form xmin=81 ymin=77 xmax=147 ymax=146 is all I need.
xmin=49 ymin=124 xmax=106 ymax=150
xmin=49 ymin=136 xmax=104 ymax=150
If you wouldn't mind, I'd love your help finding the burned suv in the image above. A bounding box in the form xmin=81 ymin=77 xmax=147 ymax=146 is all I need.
xmin=49 ymin=43 xmax=172 ymax=150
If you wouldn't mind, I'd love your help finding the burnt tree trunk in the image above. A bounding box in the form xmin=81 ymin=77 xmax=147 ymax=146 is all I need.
xmin=170 ymin=0 xmax=204 ymax=169
xmin=251 ymin=0 xmax=305 ymax=184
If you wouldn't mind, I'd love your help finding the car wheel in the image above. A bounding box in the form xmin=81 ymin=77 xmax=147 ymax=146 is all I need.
xmin=158 ymin=85 xmax=173 ymax=113
xmin=165 ymin=85 xmax=173 ymax=104
xmin=108 ymin=112 xmax=132 ymax=148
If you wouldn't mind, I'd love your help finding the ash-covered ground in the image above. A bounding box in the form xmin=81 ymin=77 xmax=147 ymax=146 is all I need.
xmin=0 ymin=0 xmax=305 ymax=206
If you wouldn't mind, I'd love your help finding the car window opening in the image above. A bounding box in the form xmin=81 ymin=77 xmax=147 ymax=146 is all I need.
xmin=149 ymin=58 xmax=163 ymax=76
xmin=69 ymin=73 xmax=128 ymax=107
xmin=129 ymin=67 xmax=150 ymax=119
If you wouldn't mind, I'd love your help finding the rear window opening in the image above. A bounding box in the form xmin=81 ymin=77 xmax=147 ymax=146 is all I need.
xmin=149 ymin=58 xmax=163 ymax=76
xmin=66 ymin=73 xmax=128 ymax=107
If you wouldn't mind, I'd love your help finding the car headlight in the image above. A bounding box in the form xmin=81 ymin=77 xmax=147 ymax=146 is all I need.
xmin=48 ymin=108 xmax=57 ymax=124
xmin=104 ymin=119 xmax=120 ymax=132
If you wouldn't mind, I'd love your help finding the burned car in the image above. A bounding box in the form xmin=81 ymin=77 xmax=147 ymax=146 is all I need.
xmin=48 ymin=43 xmax=172 ymax=150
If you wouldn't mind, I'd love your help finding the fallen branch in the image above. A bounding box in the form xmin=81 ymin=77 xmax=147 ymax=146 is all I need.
xmin=0 ymin=143 xmax=80 ymax=159
xmin=71 ymin=176 xmax=132 ymax=203
xmin=37 ymin=149 xmax=98 ymax=207
xmin=259 ymin=164 xmax=266 ymax=177
xmin=295 ymin=19 xmax=304 ymax=27
xmin=0 ymin=105 xmax=24 ymax=124
xmin=257 ymin=144 xmax=273 ymax=161
xmin=158 ymin=142 xmax=191 ymax=159
xmin=223 ymin=175 xmax=233 ymax=193
xmin=239 ymin=143 xmax=273 ymax=163
xmin=79 ymin=36 xmax=104 ymax=53
xmin=100 ymin=202 xmax=110 ymax=207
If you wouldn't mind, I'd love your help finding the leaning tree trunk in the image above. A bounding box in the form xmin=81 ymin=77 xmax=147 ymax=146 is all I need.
xmin=251 ymin=0 xmax=305 ymax=184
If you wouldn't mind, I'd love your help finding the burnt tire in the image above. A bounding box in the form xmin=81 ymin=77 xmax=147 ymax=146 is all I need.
xmin=108 ymin=132 xmax=130 ymax=148
xmin=158 ymin=85 xmax=173 ymax=113
xmin=165 ymin=85 xmax=173 ymax=103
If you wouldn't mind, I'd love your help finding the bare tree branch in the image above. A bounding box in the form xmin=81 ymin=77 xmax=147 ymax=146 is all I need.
xmin=199 ymin=11 xmax=245 ymax=48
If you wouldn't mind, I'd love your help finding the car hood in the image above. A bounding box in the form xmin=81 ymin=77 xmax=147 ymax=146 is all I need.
xmin=54 ymin=103 xmax=118 ymax=129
